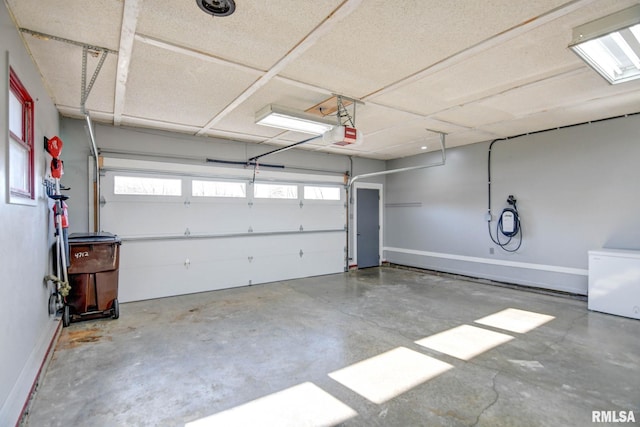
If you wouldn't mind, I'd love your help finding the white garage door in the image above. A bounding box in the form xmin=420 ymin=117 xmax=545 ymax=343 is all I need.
xmin=100 ymin=158 xmax=346 ymax=302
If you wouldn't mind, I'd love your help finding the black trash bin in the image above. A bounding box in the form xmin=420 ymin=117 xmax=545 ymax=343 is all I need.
xmin=64 ymin=232 xmax=122 ymax=326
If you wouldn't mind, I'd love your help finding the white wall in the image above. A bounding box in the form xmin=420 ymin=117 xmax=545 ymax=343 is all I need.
xmin=384 ymin=114 xmax=640 ymax=295
xmin=0 ymin=3 xmax=61 ymax=425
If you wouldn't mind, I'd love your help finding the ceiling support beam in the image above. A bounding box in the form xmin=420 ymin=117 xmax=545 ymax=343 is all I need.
xmin=195 ymin=0 xmax=364 ymax=136
xmin=135 ymin=34 xmax=265 ymax=76
xmin=113 ymin=0 xmax=143 ymax=126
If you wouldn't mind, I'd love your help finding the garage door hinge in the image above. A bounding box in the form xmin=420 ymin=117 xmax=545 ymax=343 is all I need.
xmin=248 ymin=226 xmax=253 ymax=233
xmin=248 ymin=256 xmax=253 ymax=263
xmin=184 ymin=199 xmax=191 ymax=207
xmin=299 ymin=249 xmax=304 ymax=258
xmin=184 ymin=228 xmax=191 ymax=236
xmin=248 ymin=201 xmax=253 ymax=208
xmin=299 ymin=201 xmax=304 ymax=208
xmin=299 ymin=225 xmax=304 ymax=232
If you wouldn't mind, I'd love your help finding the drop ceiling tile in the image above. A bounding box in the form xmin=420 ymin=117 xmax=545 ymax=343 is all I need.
xmin=479 ymin=89 xmax=640 ymax=136
xmin=281 ymin=0 xmax=571 ymax=98
xmin=8 ymin=0 xmax=123 ymax=50
xmin=477 ymin=69 xmax=640 ymax=118
xmin=123 ymin=41 xmax=260 ymax=126
xmin=434 ymin=104 xmax=514 ymax=128
xmin=136 ymin=0 xmax=343 ymax=70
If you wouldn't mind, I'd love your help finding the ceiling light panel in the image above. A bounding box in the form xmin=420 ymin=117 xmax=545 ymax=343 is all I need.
xmin=255 ymin=105 xmax=336 ymax=135
xmin=569 ymin=5 xmax=640 ymax=84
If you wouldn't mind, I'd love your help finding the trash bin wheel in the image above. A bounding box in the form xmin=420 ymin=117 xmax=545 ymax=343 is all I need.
xmin=112 ymin=299 xmax=119 ymax=320
xmin=48 ymin=293 xmax=57 ymax=316
xmin=62 ymin=305 xmax=70 ymax=327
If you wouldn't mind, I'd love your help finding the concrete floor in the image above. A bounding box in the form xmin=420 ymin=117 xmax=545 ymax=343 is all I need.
xmin=24 ymin=267 xmax=639 ymax=426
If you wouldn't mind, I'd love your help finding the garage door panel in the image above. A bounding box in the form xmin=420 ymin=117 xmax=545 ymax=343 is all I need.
xmin=250 ymin=203 xmax=304 ymax=232
xmin=187 ymin=203 xmax=252 ymax=234
xmin=299 ymin=233 xmax=346 ymax=277
xmin=300 ymin=203 xmax=345 ymax=230
xmin=102 ymin=166 xmax=346 ymax=302
xmin=119 ymin=240 xmax=252 ymax=302
xmin=102 ymin=201 xmax=188 ymax=237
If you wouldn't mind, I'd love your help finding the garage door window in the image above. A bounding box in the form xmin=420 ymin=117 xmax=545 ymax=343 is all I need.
xmin=114 ymin=176 xmax=182 ymax=196
xmin=254 ymin=183 xmax=298 ymax=199
xmin=192 ymin=180 xmax=246 ymax=198
xmin=304 ymin=185 xmax=341 ymax=200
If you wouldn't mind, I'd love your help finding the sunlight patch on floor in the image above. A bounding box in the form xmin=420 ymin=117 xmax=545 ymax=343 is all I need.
xmin=415 ymin=324 xmax=514 ymax=360
xmin=475 ymin=308 xmax=555 ymax=333
xmin=185 ymin=382 xmax=357 ymax=427
xmin=328 ymin=347 xmax=453 ymax=404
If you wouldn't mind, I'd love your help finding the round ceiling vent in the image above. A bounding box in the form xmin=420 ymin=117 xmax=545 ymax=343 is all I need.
xmin=196 ymin=0 xmax=236 ymax=17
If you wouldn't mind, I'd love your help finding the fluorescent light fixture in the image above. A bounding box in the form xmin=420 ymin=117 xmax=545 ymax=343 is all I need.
xmin=569 ymin=5 xmax=640 ymax=84
xmin=255 ymin=104 xmax=336 ymax=135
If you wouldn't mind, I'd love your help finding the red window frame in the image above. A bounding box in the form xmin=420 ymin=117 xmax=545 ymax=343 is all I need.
xmin=8 ymin=67 xmax=35 ymax=200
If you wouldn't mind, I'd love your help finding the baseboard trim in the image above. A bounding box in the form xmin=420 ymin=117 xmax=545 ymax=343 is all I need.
xmin=384 ymin=247 xmax=588 ymax=276
xmin=1 ymin=318 xmax=61 ymax=427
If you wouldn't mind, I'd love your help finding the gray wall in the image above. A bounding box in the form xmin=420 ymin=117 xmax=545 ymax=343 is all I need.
xmin=384 ymin=114 xmax=640 ymax=295
xmin=0 ymin=3 xmax=60 ymax=424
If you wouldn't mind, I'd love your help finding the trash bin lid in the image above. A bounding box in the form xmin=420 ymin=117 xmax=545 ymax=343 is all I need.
xmin=68 ymin=232 xmax=121 ymax=244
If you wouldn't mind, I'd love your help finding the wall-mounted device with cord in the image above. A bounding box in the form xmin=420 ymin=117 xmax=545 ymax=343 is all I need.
xmin=490 ymin=194 xmax=523 ymax=252
xmin=499 ymin=195 xmax=520 ymax=237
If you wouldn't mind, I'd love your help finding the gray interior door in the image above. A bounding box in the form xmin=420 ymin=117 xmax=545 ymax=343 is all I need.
xmin=357 ymin=188 xmax=380 ymax=268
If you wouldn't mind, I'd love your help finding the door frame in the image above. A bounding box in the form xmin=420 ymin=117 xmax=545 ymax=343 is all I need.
xmin=352 ymin=182 xmax=383 ymax=268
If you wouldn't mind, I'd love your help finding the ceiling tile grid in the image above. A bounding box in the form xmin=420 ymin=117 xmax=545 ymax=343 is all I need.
xmin=6 ymin=0 xmax=640 ymax=160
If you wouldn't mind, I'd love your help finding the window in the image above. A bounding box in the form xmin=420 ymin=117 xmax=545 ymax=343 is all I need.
xmin=304 ymin=185 xmax=341 ymax=200
xmin=114 ymin=176 xmax=182 ymax=196
xmin=254 ymin=182 xmax=298 ymax=199
xmin=8 ymin=68 xmax=34 ymax=200
xmin=192 ymin=180 xmax=246 ymax=198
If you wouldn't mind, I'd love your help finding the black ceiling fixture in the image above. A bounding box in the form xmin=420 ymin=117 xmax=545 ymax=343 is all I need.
xmin=196 ymin=0 xmax=236 ymax=17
